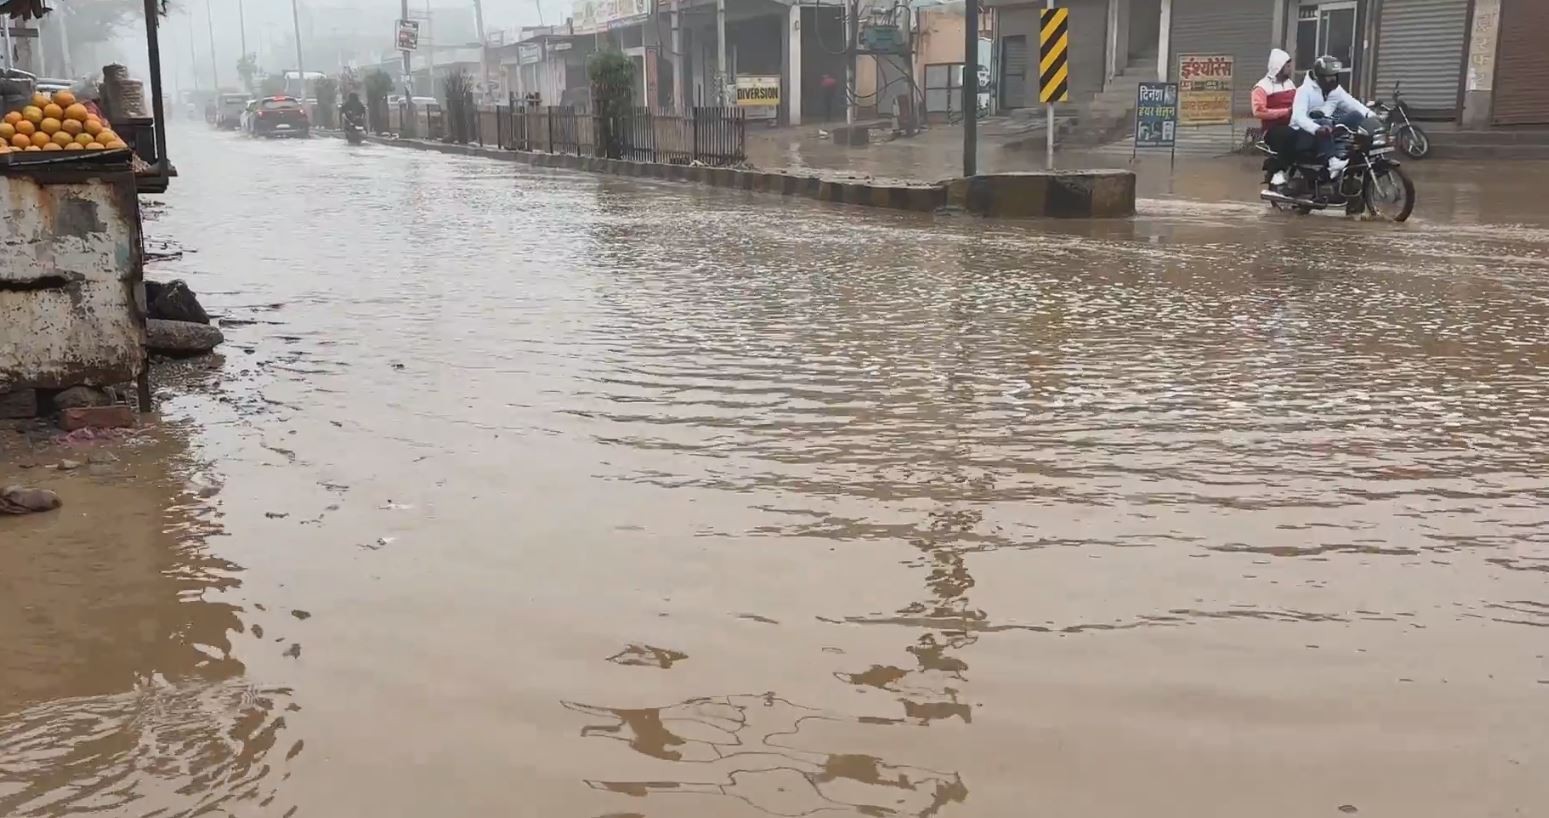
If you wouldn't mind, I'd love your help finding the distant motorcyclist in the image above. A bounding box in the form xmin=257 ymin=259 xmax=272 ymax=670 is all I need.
xmin=340 ymin=91 xmax=366 ymax=125
xmin=1253 ymin=48 xmax=1297 ymax=190
xmin=1291 ymin=56 xmax=1373 ymax=177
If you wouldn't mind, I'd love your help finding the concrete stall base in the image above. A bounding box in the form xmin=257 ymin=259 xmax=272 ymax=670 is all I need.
xmin=359 ymin=136 xmax=1137 ymax=220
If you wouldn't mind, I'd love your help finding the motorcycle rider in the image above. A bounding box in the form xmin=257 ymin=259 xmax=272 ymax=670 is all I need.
xmin=339 ymin=91 xmax=367 ymax=128
xmin=1253 ymin=48 xmax=1297 ymax=190
xmin=1291 ymin=55 xmax=1373 ymax=177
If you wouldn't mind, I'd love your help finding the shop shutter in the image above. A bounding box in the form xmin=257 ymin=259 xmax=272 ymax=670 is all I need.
xmin=1373 ymin=0 xmax=1468 ymax=117
xmin=1169 ymin=0 xmax=1274 ymax=115
xmin=1493 ymin=0 xmax=1549 ymax=125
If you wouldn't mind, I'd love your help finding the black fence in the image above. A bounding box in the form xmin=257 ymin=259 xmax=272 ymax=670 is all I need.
xmin=492 ymin=104 xmax=745 ymax=166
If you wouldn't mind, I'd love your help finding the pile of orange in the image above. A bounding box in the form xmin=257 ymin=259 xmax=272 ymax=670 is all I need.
xmin=0 ymin=90 xmax=126 ymax=154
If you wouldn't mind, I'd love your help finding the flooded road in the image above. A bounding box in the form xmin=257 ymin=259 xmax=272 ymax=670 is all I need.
xmin=3 ymin=125 xmax=1548 ymax=818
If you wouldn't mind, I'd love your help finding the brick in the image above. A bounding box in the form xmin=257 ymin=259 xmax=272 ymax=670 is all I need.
xmin=58 ymin=405 xmax=135 ymax=431
xmin=0 ymin=389 xmax=38 ymax=419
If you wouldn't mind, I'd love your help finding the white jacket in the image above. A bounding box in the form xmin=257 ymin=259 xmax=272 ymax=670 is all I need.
xmin=1290 ymin=74 xmax=1373 ymax=134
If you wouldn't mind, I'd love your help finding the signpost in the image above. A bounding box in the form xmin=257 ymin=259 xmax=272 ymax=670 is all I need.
xmin=396 ymin=18 xmax=420 ymax=51
xmin=734 ymin=75 xmax=781 ymax=120
xmin=1178 ymin=54 xmax=1233 ymax=125
xmin=1039 ymin=5 xmax=1070 ymax=170
xmin=1132 ymin=80 xmax=1179 ymax=167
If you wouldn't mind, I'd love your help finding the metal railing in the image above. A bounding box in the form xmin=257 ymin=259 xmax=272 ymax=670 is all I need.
xmin=492 ymin=104 xmax=745 ymax=166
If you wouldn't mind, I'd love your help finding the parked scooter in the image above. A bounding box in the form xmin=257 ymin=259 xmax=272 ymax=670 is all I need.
xmin=1368 ymin=81 xmax=1429 ymax=159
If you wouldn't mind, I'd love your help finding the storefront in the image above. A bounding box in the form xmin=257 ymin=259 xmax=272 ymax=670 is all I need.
xmin=1371 ymin=0 xmax=1470 ymax=117
xmin=1168 ymin=0 xmax=1275 ymax=115
xmin=1491 ymin=0 xmax=1549 ymax=125
xmin=987 ymin=0 xmax=1107 ymax=110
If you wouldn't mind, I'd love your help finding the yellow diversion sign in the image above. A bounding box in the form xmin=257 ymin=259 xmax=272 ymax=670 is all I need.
xmin=1039 ymin=7 xmax=1071 ymax=104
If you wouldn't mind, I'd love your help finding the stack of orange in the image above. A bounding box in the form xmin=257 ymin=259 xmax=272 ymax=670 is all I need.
xmin=0 ymin=90 xmax=127 ymax=154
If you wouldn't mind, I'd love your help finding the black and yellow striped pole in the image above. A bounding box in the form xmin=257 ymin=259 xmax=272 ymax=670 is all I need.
xmin=1039 ymin=4 xmax=1070 ymax=169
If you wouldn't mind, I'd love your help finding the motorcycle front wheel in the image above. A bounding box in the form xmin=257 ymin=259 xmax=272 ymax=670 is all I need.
xmin=1395 ymin=124 xmax=1430 ymax=159
xmin=1364 ymin=165 xmax=1416 ymax=222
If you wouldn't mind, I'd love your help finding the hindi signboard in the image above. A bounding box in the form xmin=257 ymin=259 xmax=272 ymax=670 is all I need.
xmin=734 ymin=75 xmax=780 ymax=120
xmin=396 ymin=19 xmax=419 ymax=52
xmin=1177 ymin=54 xmax=1233 ymax=126
xmin=1134 ymin=81 xmax=1178 ymax=148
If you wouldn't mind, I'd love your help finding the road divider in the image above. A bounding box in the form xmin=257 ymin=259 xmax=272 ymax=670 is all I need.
xmin=340 ymin=133 xmax=1136 ymax=219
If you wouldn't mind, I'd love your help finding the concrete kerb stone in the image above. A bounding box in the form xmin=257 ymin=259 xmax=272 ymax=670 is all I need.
xmin=357 ymin=134 xmax=1133 ymax=219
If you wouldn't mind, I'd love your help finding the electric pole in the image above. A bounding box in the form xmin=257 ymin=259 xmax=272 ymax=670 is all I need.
xmin=205 ymin=0 xmax=220 ymax=89
xmin=290 ymin=0 xmax=305 ymax=97
xmin=962 ymin=0 xmax=977 ymax=176
xmin=238 ymin=0 xmax=247 ymax=61
xmin=715 ymin=0 xmax=726 ymax=105
xmin=471 ymin=0 xmax=488 ymax=101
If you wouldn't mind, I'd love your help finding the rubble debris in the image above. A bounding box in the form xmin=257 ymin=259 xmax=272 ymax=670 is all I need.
xmin=1 ymin=485 xmax=62 ymax=515
xmin=146 ymin=319 xmax=224 ymax=355
xmin=145 ymin=279 xmax=211 ymax=324
xmin=59 ymin=405 xmax=136 ymax=431
xmin=52 ymin=385 xmax=114 ymax=410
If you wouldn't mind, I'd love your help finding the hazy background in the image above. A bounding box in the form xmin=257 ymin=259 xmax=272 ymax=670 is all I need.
xmin=62 ymin=0 xmax=563 ymax=96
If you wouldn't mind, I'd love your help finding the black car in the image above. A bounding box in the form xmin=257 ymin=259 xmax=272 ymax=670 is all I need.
xmin=249 ymin=96 xmax=310 ymax=138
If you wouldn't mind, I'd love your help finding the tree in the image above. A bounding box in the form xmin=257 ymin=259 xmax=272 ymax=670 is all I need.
xmin=588 ymin=51 xmax=634 ymax=159
xmin=314 ymin=75 xmax=337 ymax=128
xmin=442 ymin=71 xmax=473 ymax=144
xmin=364 ymin=69 xmax=392 ymax=133
xmin=236 ymin=54 xmax=258 ymax=93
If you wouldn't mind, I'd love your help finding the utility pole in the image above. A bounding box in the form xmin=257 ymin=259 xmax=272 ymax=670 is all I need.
xmin=187 ymin=15 xmax=201 ymax=92
xmin=471 ymin=0 xmax=488 ymax=101
xmin=671 ymin=0 xmax=685 ymax=114
xmin=290 ymin=0 xmax=305 ymax=97
xmin=238 ymin=0 xmax=248 ymax=64
xmin=402 ymin=0 xmax=415 ymax=96
xmin=55 ymin=6 xmax=73 ymax=79
xmin=962 ymin=0 xmax=977 ymax=176
xmin=204 ymin=0 xmax=220 ymax=89
xmin=845 ymin=0 xmax=857 ymax=124
xmin=715 ymin=0 xmax=727 ymax=105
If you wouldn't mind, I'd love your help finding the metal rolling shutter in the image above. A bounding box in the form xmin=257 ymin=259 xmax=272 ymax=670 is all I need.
xmin=1373 ymin=0 xmax=1468 ymax=117
xmin=1169 ymin=0 xmax=1275 ymax=115
xmin=1065 ymin=0 xmax=1110 ymax=98
xmin=1493 ymin=0 xmax=1549 ymax=125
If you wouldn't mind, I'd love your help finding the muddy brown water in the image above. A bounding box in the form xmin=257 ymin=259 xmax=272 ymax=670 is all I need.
xmin=2 ymin=126 xmax=1547 ymax=818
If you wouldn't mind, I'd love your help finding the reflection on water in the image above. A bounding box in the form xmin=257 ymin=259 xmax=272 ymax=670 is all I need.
xmin=0 ymin=429 xmax=297 ymax=817
xmin=566 ymin=694 xmax=966 ymax=817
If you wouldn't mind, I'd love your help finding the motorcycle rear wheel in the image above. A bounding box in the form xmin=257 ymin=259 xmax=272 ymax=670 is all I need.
xmin=1364 ymin=166 xmax=1416 ymax=222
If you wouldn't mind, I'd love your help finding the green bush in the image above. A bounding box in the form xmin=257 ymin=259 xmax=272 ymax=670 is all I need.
xmin=588 ymin=51 xmax=634 ymax=158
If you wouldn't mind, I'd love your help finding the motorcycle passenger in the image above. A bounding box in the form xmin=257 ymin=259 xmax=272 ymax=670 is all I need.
xmin=1291 ymin=56 xmax=1373 ymax=177
xmin=1253 ymin=48 xmax=1297 ymax=189
xmin=340 ymin=92 xmax=366 ymax=127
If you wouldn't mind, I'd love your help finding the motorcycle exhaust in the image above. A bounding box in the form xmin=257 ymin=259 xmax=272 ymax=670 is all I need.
xmin=1259 ymin=189 xmax=1324 ymax=209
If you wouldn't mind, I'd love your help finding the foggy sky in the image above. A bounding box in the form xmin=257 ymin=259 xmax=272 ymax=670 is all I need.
xmin=146 ymin=0 xmax=565 ymax=94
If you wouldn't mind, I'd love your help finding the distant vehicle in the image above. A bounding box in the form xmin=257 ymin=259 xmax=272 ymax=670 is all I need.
xmin=35 ymin=77 xmax=72 ymax=95
xmin=388 ymin=95 xmax=441 ymax=109
xmin=248 ymin=95 xmax=310 ymax=138
xmin=214 ymin=92 xmax=248 ymax=129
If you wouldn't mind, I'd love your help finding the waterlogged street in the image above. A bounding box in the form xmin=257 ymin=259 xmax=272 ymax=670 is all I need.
xmin=4 ymin=125 xmax=1549 ymax=818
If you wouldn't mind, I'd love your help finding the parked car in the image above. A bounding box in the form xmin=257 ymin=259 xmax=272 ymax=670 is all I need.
xmin=248 ymin=95 xmax=310 ymax=138
xmin=214 ymin=92 xmax=248 ymax=129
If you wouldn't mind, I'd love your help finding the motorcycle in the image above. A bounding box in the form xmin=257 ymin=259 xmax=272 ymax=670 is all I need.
xmin=342 ymin=111 xmax=366 ymax=145
xmin=1367 ymin=81 xmax=1429 ymax=160
xmin=1257 ymin=117 xmax=1417 ymax=222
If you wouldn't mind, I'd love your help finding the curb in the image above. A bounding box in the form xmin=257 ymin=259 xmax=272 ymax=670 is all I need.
xmin=343 ymin=132 xmax=1136 ymax=219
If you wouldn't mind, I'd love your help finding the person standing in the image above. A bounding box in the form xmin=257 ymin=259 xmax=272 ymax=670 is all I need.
xmin=820 ymin=73 xmax=839 ymax=121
